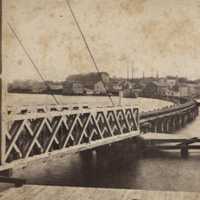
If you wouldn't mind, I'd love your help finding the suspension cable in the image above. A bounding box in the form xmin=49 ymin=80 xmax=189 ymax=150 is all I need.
xmin=64 ymin=0 xmax=114 ymax=106
xmin=7 ymin=22 xmax=60 ymax=105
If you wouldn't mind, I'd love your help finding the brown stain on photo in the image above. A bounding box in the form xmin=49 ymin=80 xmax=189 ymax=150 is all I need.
xmin=120 ymin=0 xmax=147 ymax=15
xmin=142 ymin=15 xmax=200 ymax=56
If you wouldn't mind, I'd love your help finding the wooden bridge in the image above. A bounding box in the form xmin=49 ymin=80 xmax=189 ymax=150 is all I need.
xmin=0 ymin=98 xmax=199 ymax=171
xmin=140 ymin=99 xmax=199 ymax=133
xmin=0 ymin=105 xmax=140 ymax=170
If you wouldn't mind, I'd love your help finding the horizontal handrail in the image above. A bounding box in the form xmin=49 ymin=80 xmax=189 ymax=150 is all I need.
xmin=140 ymin=100 xmax=197 ymax=119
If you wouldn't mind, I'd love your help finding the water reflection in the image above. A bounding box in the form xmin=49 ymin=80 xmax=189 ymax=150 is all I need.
xmin=14 ymin=137 xmax=200 ymax=192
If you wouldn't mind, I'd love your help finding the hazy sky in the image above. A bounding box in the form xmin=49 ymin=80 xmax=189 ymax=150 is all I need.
xmin=4 ymin=0 xmax=200 ymax=81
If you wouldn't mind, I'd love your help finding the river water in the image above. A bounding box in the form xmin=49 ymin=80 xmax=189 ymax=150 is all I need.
xmin=4 ymin=94 xmax=200 ymax=192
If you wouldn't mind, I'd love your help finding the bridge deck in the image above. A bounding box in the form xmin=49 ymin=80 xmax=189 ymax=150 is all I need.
xmin=0 ymin=185 xmax=199 ymax=200
xmin=140 ymin=133 xmax=200 ymax=151
xmin=140 ymin=133 xmax=190 ymax=141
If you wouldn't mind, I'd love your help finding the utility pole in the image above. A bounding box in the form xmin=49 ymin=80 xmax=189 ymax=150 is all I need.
xmin=131 ymin=62 xmax=134 ymax=81
xmin=127 ymin=65 xmax=129 ymax=81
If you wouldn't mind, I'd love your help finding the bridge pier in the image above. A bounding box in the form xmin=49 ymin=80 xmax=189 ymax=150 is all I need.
xmin=155 ymin=119 xmax=163 ymax=133
xmin=184 ymin=114 xmax=188 ymax=126
xmin=165 ymin=118 xmax=170 ymax=133
xmin=182 ymin=114 xmax=186 ymax=127
xmin=180 ymin=145 xmax=189 ymax=159
xmin=160 ymin=120 xmax=165 ymax=133
xmin=167 ymin=118 xmax=174 ymax=133
xmin=174 ymin=116 xmax=180 ymax=130
xmin=80 ymin=150 xmax=93 ymax=161
xmin=178 ymin=115 xmax=183 ymax=129
xmin=150 ymin=120 xmax=158 ymax=133
xmin=95 ymin=145 xmax=112 ymax=167
xmin=170 ymin=117 xmax=176 ymax=132
xmin=154 ymin=121 xmax=159 ymax=133
xmin=161 ymin=119 xmax=167 ymax=133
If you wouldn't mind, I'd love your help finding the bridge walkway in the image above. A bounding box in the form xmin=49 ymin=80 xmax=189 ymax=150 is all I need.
xmin=140 ymin=133 xmax=200 ymax=157
xmin=0 ymin=185 xmax=199 ymax=200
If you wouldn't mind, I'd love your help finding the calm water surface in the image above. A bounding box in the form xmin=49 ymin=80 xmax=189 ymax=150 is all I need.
xmin=6 ymin=94 xmax=200 ymax=192
xmin=7 ymin=93 xmax=173 ymax=112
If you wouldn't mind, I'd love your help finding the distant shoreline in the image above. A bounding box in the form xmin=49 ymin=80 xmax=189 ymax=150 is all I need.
xmin=8 ymin=91 xmax=119 ymax=97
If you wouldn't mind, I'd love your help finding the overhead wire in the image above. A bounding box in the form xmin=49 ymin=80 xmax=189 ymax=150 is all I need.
xmin=7 ymin=22 xmax=60 ymax=105
xmin=64 ymin=0 xmax=115 ymax=106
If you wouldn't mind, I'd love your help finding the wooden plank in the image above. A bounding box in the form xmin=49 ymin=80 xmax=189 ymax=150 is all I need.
xmin=0 ymin=186 xmax=200 ymax=200
xmin=140 ymin=133 xmax=189 ymax=140
xmin=0 ymin=176 xmax=26 ymax=187
xmin=140 ymin=133 xmax=200 ymax=143
xmin=146 ymin=145 xmax=200 ymax=150
xmin=0 ymin=186 xmax=46 ymax=200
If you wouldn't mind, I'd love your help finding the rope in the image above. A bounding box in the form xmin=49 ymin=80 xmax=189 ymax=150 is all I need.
xmin=64 ymin=0 xmax=114 ymax=106
xmin=7 ymin=22 xmax=60 ymax=105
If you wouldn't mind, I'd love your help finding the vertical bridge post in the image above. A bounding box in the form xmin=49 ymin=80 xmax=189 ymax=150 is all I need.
xmin=0 ymin=1 xmax=7 ymax=166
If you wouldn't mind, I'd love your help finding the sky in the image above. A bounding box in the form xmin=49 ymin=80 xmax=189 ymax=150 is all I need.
xmin=4 ymin=0 xmax=200 ymax=82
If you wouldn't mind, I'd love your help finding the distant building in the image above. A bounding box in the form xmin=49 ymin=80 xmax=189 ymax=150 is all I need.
xmin=186 ymin=81 xmax=198 ymax=97
xmin=94 ymin=81 xmax=107 ymax=94
xmin=142 ymin=81 xmax=169 ymax=97
xmin=108 ymin=80 xmax=123 ymax=95
xmin=9 ymin=80 xmax=46 ymax=93
xmin=47 ymin=82 xmax=63 ymax=93
xmin=63 ymin=81 xmax=84 ymax=95
xmin=122 ymin=81 xmax=134 ymax=90
xmin=84 ymin=88 xmax=94 ymax=95
xmin=63 ymin=81 xmax=72 ymax=95
xmin=32 ymin=82 xmax=47 ymax=93
xmin=65 ymin=72 xmax=110 ymax=95
xmin=100 ymin=72 xmax=110 ymax=84
xmin=179 ymin=85 xmax=189 ymax=97
xmin=159 ymin=77 xmax=178 ymax=89
xmin=72 ymin=82 xmax=84 ymax=95
xmin=175 ymin=81 xmax=199 ymax=97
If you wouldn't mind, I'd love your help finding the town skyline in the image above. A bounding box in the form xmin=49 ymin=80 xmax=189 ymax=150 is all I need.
xmin=8 ymin=71 xmax=200 ymax=99
xmin=7 ymin=70 xmax=200 ymax=83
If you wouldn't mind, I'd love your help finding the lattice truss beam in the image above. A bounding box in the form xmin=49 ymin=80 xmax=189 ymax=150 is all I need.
xmin=4 ymin=107 xmax=139 ymax=163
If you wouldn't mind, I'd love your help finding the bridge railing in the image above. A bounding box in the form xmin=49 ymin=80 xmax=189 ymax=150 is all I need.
xmin=0 ymin=106 xmax=139 ymax=168
xmin=140 ymin=100 xmax=197 ymax=120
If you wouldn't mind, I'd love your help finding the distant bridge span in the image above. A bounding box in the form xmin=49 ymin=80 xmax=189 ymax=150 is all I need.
xmin=140 ymin=99 xmax=199 ymax=133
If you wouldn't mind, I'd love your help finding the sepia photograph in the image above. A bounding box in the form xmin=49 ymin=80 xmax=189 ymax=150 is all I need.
xmin=1 ymin=0 xmax=200 ymax=199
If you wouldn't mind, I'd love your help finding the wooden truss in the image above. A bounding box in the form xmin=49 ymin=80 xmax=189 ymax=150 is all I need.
xmin=1 ymin=106 xmax=139 ymax=166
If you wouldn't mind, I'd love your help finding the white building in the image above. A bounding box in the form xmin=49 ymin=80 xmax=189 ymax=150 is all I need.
xmin=94 ymin=81 xmax=107 ymax=94
xmin=179 ymin=85 xmax=189 ymax=97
